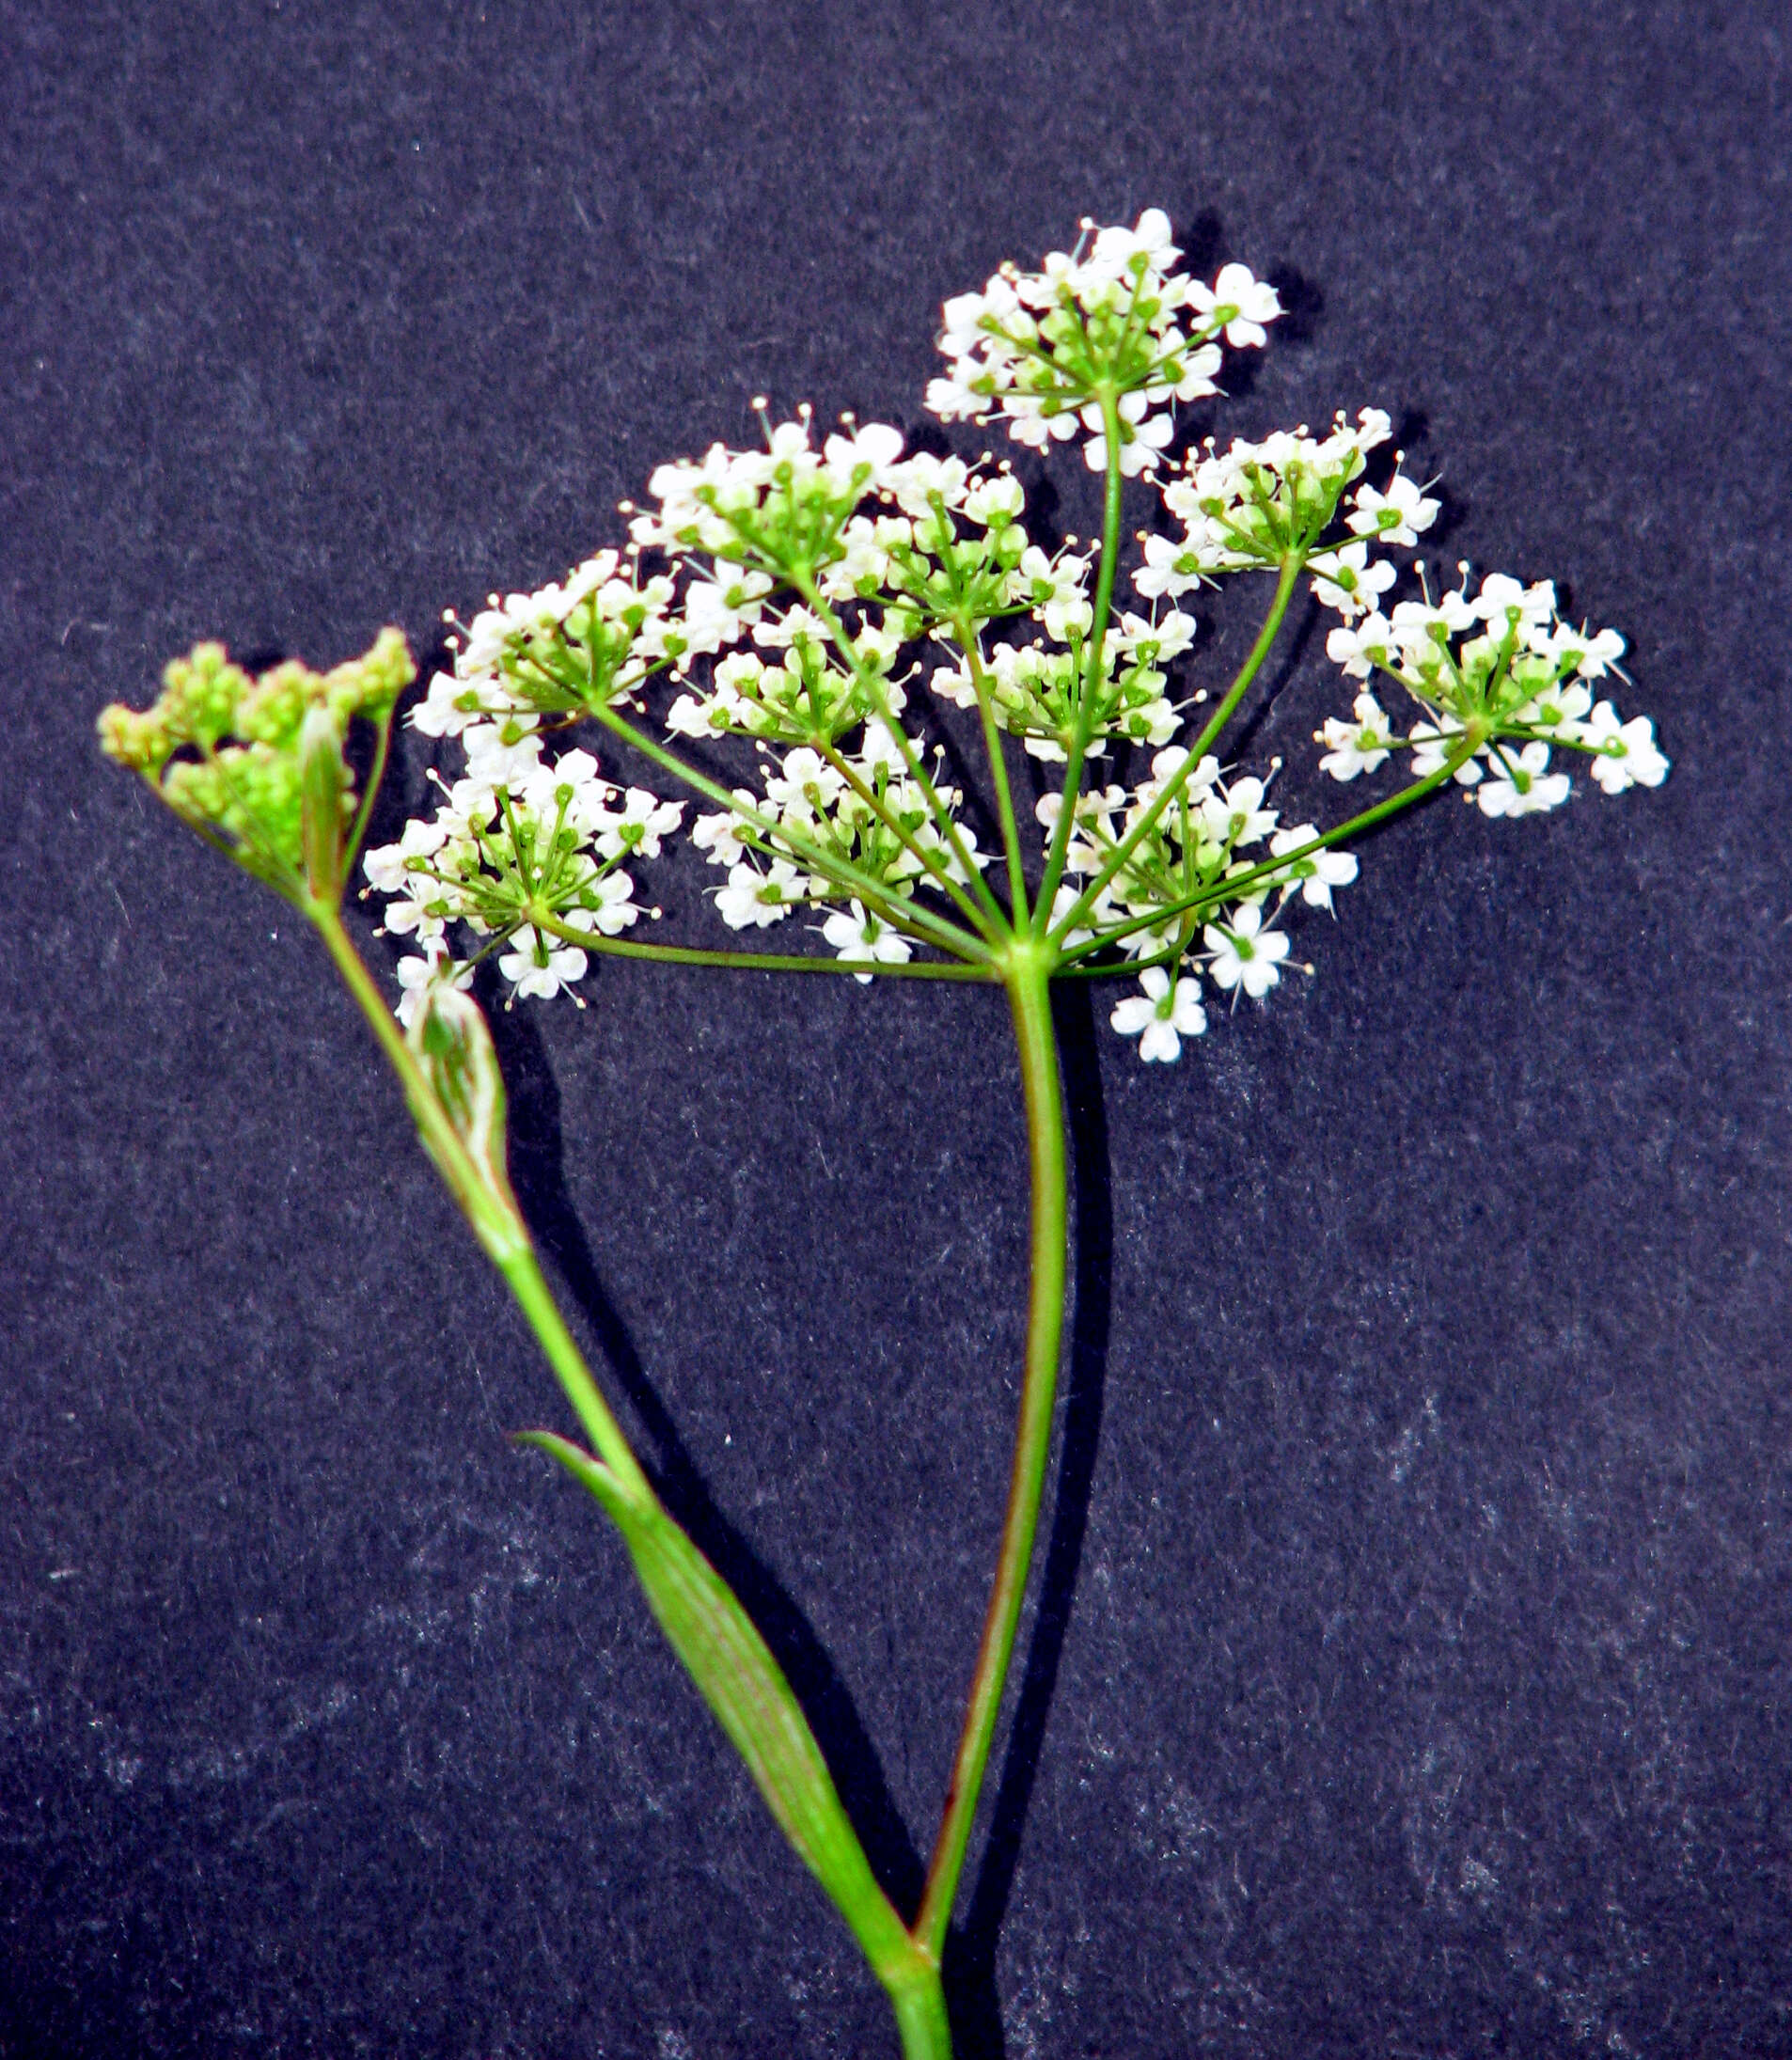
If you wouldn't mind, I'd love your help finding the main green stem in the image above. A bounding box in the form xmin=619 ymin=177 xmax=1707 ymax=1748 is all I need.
xmin=913 ymin=948 xmax=1068 ymax=1966
xmin=888 ymin=1968 xmax=955 ymax=2060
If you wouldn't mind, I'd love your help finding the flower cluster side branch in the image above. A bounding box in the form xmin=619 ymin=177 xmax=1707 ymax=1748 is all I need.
xmin=99 ymin=650 xmax=959 ymax=2052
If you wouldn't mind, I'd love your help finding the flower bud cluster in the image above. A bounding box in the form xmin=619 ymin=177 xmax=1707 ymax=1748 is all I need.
xmin=98 ymin=630 xmax=414 ymax=899
xmin=925 ymin=210 xmax=1280 ymax=478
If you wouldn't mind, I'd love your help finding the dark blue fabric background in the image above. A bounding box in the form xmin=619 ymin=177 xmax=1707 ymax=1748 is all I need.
xmin=5 ymin=4 xmax=1789 ymax=2053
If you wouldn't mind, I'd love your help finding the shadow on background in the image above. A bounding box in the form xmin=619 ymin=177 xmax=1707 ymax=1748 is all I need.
xmin=483 ymin=980 xmax=928 ymax=1914
xmin=483 ymin=963 xmax=1116 ymax=2057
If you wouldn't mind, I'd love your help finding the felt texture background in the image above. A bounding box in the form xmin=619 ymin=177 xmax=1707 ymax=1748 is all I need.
xmin=4 ymin=3 xmax=1789 ymax=2054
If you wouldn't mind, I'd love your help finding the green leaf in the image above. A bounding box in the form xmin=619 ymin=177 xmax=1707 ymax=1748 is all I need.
xmin=517 ymin=1429 xmax=920 ymax=1984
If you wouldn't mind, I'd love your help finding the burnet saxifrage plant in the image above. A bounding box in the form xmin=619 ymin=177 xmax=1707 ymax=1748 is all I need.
xmin=100 ymin=212 xmax=1668 ymax=2055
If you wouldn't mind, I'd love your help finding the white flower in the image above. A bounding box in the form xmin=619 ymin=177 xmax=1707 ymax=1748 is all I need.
xmin=762 ymin=747 xmax=847 ymax=813
xmin=856 ymin=717 xmax=910 ymax=773
xmin=593 ymin=787 xmax=684 ymax=860
xmin=1408 ymin=718 xmax=1483 ymax=783
xmin=1112 ymin=608 xmax=1197 ymax=663
xmin=518 ymin=748 xmax=616 ymax=836
xmin=1317 ymin=692 xmax=1394 ymax=780
xmin=962 ymin=471 xmax=1026 ymax=527
xmin=887 ymin=450 xmax=972 ymax=517
xmin=1346 ymin=407 xmax=1393 ymax=455
xmin=1198 ymin=774 xmax=1278 ymax=849
xmin=1186 ymin=262 xmax=1281 ymax=349
xmin=938 ymin=271 xmax=1028 ymax=355
xmin=1473 ymin=574 xmax=1556 ymax=642
xmin=1308 ymin=540 xmax=1396 ymax=621
xmin=1580 ymin=702 xmax=1670 ymax=793
xmin=820 ymin=899 xmax=913 ymax=982
xmin=1037 ymin=781 xmax=1126 ymax=873
xmin=690 ymin=798 xmax=758 ymax=867
xmin=852 ymin=614 xmax=908 ymax=669
xmin=576 ymin=871 xmax=643 ymax=936
xmin=929 ymin=659 xmax=978 ymax=711
xmin=1326 ymin=615 xmax=1396 ymax=681
xmin=1547 ymin=622 xmax=1627 ymax=680
xmin=683 ymin=573 xmax=772 ymax=654
xmin=922 ymin=363 xmax=990 ymax=424
xmin=363 ymin=813 xmax=450 ymax=895
xmin=1203 ymin=904 xmax=1290 ymax=999
xmin=1133 ymin=531 xmax=1204 ymax=601
xmin=817 ymin=516 xmax=897 ymax=599
xmin=1081 ymin=390 xmax=1174 ymax=478
xmin=1158 ymin=340 xmax=1223 ymax=404
xmin=1002 ymin=394 xmax=1084 ymax=452
xmin=1109 ymin=967 xmax=1207 ymax=1062
xmin=497 ymin=926 xmax=589 ymax=1002
xmin=1125 ymin=747 xmax=1218 ymax=826
xmin=1013 ymin=545 xmax=1091 ymax=617
xmin=1345 ymin=474 xmax=1439 ymax=547
xmin=382 ymin=895 xmax=444 ymax=945
xmin=715 ymin=858 xmax=805 ymax=929
xmin=753 ymin=605 xmax=829 ymax=651
xmin=1269 ymin=825 xmax=1359 ymax=909
xmin=409 ymin=668 xmax=530 ymax=739
xmin=1049 ymin=880 xmax=1105 ymax=949
xmin=1084 ymin=206 xmax=1180 ymax=278
xmin=1476 ymin=740 xmax=1572 ymax=817
xmin=822 ymin=421 xmax=904 ymax=488
xmin=394 ymin=944 xmax=473 ymax=1030
xmin=461 ymin=722 xmax=544 ymax=792
xmin=665 ymin=680 xmax=745 ymax=738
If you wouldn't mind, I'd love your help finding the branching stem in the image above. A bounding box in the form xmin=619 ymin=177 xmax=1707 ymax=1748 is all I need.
xmin=527 ymin=909 xmax=998 ymax=982
xmin=585 ymin=699 xmax=993 ymax=965
xmin=956 ymin=626 xmax=1030 ymax=923
xmin=1031 ymin=391 xmax=1126 ymax=935
xmin=1050 ymin=552 xmax=1303 ymax=942
xmin=310 ymin=905 xmax=649 ymax=1489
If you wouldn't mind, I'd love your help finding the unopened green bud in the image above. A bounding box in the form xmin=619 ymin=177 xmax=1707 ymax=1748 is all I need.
xmin=299 ymin=704 xmax=348 ymax=906
xmin=405 ymin=985 xmax=527 ymax=1260
xmin=95 ymin=630 xmax=414 ymax=910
